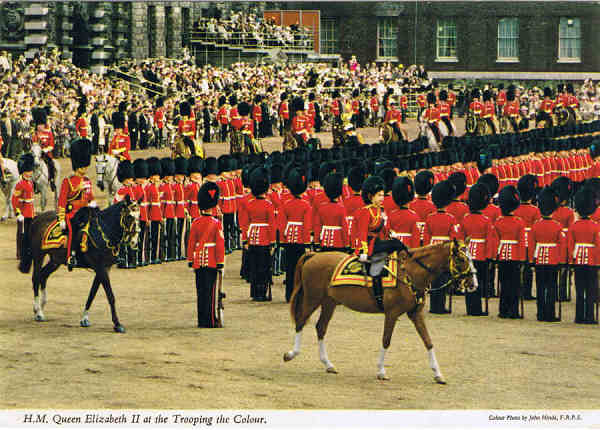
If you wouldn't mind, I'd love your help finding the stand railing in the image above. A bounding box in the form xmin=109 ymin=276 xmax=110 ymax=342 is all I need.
xmin=189 ymin=29 xmax=314 ymax=52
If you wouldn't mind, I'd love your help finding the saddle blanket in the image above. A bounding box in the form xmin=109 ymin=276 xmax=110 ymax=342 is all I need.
xmin=41 ymin=219 xmax=66 ymax=250
xmin=330 ymin=253 xmax=399 ymax=289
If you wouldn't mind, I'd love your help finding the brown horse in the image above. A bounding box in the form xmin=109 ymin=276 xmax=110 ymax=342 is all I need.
xmin=283 ymin=239 xmax=477 ymax=383
xmin=18 ymin=197 xmax=140 ymax=332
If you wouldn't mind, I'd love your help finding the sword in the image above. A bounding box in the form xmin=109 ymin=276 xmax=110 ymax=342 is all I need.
xmin=217 ymin=268 xmax=225 ymax=327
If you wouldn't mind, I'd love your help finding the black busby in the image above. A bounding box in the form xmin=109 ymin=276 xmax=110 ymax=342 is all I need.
xmin=574 ymin=187 xmax=597 ymax=218
xmin=147 ymin=157 xmax=162 ymax=178
xmin=270 ymin=163 xmax=283 ymax=184
xmin=448 ymin=171 xmax=467 ymax=198
xmin=432 ymin=180 xmax=455 ymax=209
xmin=477 ymin=151 xmax=492 ymax=173
xmin=70 ymin=138 xmax=92 ymax=170
xmin=551 ymin=176 xmax=572 ymax=204
xmin=537 ymin=186 xmax=560 ymax=217
xmin=32 ymin=107 xmax=47 ymax=127
xmin=197 ymin=181 xmax=220 ymax=211
xmin=287 ymin=168 xmax=307 ymax=196
xmin=361 ymin=175 xmax=385 ymax=204
xmin=250 ymin=166 xmax=269 ymax=197
xmin=471 ymin=88 xmax=481 ymax=99
xmin=478 ymin=173 xmax=499 ymax=197
xmin=439 ymin=89 xmax=448 ymax=101
xmin=133 ymin=158 xmax=149 ymax=179
xmin=117 ymin=160 xmax=134 ymax=183
xmin=324 ymin=172 xmax=343 ymax=201
xmin=17 ymin=153 xmax=34 ymax=174
xmin=180 ymin=101 xmax=191 ymax=117
xmin=426 ymin=92 xmax=436 ymax=105
xmin=482 ymin=90 xmax=493 ymax=102
xmin=291 ymin=96 xmax=305 ymax=112
xmin=112 ymin=111 xmax=126 ymax=130
xmin=348 ymin=166 xmax=366 ymax=192
xmin=517 ymin=174 xmax=538 ymax=202
xmin=174 ymin=157 xmax=188 ymax=176
xmin=238 ymin=102 xmax=251 ymax=117
xmin=280 ymin=92 xmax=288 ymax=102
xmin=415 ymin=170 xmax=435 ymax=196
xmin=156 ymin=96 xmax=164 ymax=108
xmin=380 ymin=168 xmax=397 ymax=194
xmin=468 ymin=183 xmax=490 ymax=213
xmin=566 ymin=83 xmax=574 ymax=94
xmin=203 ymin=157 xmax=219 ymax=176
xmin=543 ymin=87 xmax=553 ymax=98
xmin=218 ymin=95 xmax=227 ymax=107
xmin=498 ymin=185 xmax=521 ymax=215
xmin=392 ymin=176 xmax=415 ymax=207
xmin=318 ymin=161 xmax=337 ymax=186
xmin=217 ymin=154 xmax=231 ymax=174
xmin=77 ymin=95 xmax=87 ymax=116
xmin=118 ymin=101 xmax=128 ymax=113
xmin=506 ymin=89 xmax=516 ymax=102
xmin=187 ymin=156 xmax=204 ymax=175
xmin=160 ymin=157 xmax=175 ymax=178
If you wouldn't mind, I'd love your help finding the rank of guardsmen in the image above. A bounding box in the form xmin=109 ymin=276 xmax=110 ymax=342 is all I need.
xmin=12 ymin=113 xmax=600 ymax=328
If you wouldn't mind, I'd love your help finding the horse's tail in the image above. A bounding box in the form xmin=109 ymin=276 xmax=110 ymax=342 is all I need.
xmin=18 ymin=240 xmax=33 ymax=274
xmin=289 ymin=252 xmax=314 ymax=325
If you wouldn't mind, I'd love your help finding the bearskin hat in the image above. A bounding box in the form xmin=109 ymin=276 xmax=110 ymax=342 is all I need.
xmin=439 ymin=89 xmax=448 ymax=101
xmin=517 ymin=174 xmax=538 ymax=202
xmin=498 ymin=185 xmax=521 ymax=215
xmin=415 ymin=170 xmax=435 ymax=196
xmin=280 ymin=92 xmax=288 ymax=101
xmin=575 ymin=187 xmax=597 ymax=218
xmin=482 ymin=90 xmax=493 ymax=102
xmin=324 ymin=172 xmax=343 ymax=201
xmin=506 ymin=89 xmax=516 ymax=102
xmin=241 ymin=164 xmax=255 ymax=188
xmin=427 ymin=92 xmax=436 ymax=105
xmin=156 ymin=96 xmax=164 ymax=108
xmin=380 ymin=168 xmax=397 ymax=194
xmin=217 ymin=154 xmax=231 ymax=174
xmin=218 ymin=95 xmax=227 ymax=107
xmin=309 ymin=92 xmax=316 ymax=101
xmin=543 ymin=87 xmax=553 ymax=98
xmin=432 ymin=180 xmax=455 ymax=209
xmin=392 ymin=176 xmax=415 ymax=207
xmin=471 ymin=88 xmax=481 ymax=99
xmin=197 ymin=181 xmax=220 ymax=211
xmin=32 ymin=107 xmax=47 ymax=127
xmin=179 ymin=101 xmax=191 ymax=117
xmin=250 ymin=166 xmax=270 ymax=197
xmin=348 ymin=166 xmax=366 ymax=192
xmin=270 ymin=163 xmax=283 ymax=184
xmin=478 ymin=173 xmax=499 ymax=196
xmin=586 ymin=177 xmax=600 ymax=201
xmin=551 ymin=176 xmax=572 ymax=204
xmin=537 ymin=186 xmax=560 ymax=217
xmin=318 ymin=161 xmax=337 ymax=186
xmin=133 ymin=158 xmax=149 ymax=179
xmin=77 ymin=96 xmax=87 ymax=116
xmin=117 ymin=160 xmax=134 ymax=183
xmin=448 ymin=171 xmax=467 ymax=198
xmin=229 ymin=94 xmax=238 ymax=107
xmin=17 ymin=153 xmax=34 ymax=174
xmin=352 ymin=88 xmax=360 ymax=98
xmin=70 ymin=138 xmax=92 ymax=170
xmin=202 ymin=156 xmax=219 ymax=176
xmin=112 ymin=111 xmax=126 ymax=130
xmin=566 ymin=83 xmax=574 ymax=94
xmin=146 ymin=157 xmax=162 ymax=178
xmin=174 ymin=157 xmax=188 ymax=176
xmin=237 ymin=102 xmax=250 ymax=117
xmin=468 ymin=183 xmax=490 ymax=213
xmin=287 ymin=168 xmax=307 ymax=196
xmin=361 ymin=175 xmax=385 ymax=204
xmin=160 ymin=157 xmax=175 ymax=178
xmin=118 ymin=101 xmax=128 ymax=113
xmin=291 ymin=97 xmax=305 ymax=112
xmin=187 ymin=156 xmax=204 ymax=175
xmin=254 ymin=94 xmax=262 ymax=104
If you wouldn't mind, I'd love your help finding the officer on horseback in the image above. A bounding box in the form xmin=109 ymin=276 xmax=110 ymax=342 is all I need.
xmin=57 ymin=138 xmax=97 ymax=270
xmin=32 ymin=107 xmax=56 ymax=192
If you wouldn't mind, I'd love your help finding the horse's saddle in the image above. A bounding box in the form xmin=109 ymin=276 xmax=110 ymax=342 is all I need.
xmin=41 ymin=219 xmax=66 ymax=250
xmin=330 ymin=253 xmax=400 ymax=289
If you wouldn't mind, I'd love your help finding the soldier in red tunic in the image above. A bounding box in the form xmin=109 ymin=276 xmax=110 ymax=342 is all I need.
xmin=461 ymin=183 xmax=498 ymax=316
xmin=252 ymin=94 xmax=263 ymax=139
xmin=109 ymin=111 xmax=131 ymax=161
xmin=369 ymin=88 xmax=379 ymax=127
xmin=13 ymin=153 xmax=35 ymax=264
xmin=503 ymin=89 xmax=522 ymax=133
xmin=494 ymin=186 xmax=526 ymax=319
xmin=344 ymin=166 xmax=367 ymax=250
xmin=154 ymin=97 xmax=165 ymax=147
xmin=278 ymin=92 xmax=290 ymax=136
xmin=481 ymin=90 xmax=497 ymax=134
xmin=178 ymin=101 xmax=198 ymax=157
xmin=239 ymin=166 xmax=276 ymax=301
xmin=387 ymin=176 xmax=420 ymax=248
xmin=187 ymin=181 xmax=225 ymax=328
xmin=144 ymin=158 xmax=162 ymax=265
xmin=423 ymin=92 xmax=442 ymax=143
xmin=57 ymin=138 xmax=97 ymax=270
xmin=217 ymin=155 xmax=236 ymax=254
xmin=173 ymin=157 xmax=188 ymax=260
xmin=496 ymin=83 xmax=506 ymax=118
xmin=537 ymin=87 xmax=556 ymax=128
xmin=529 ymin=187 xmax=565 ymax=322
xmin=32 ymin=107 xmax=56 ymax=191
xmin=568 ymin=187 xmax=600 ymax=324
xmin=75 ymin=96 xmax=89 ymax=139
xmin=468 ymin=88 xmax=483 ymax=123
xmin=291 ymin=97 xmax=312 ymax=146
xmin=216 ymin=95 xmax=230 ymax=143
xmin=280 ymin=168 xmax=312 ymax=302
xmin=160 ymin=158 xmax=176 ymax=262
xmin=314 ymin=172 xmax=349 ymax=252
xmin=551 ymin=176 xmax=575 ymax=301
xmin=383 ymin=98 xmax=407 ymax=142
xmin=185 ymin=156 xmax=204 ymax=221
xmin=447 ymin=172 xmax=470 ymax=222
xmin=114 ymin=160 xmax=137 ymax=269
xmin=409 ymin=170 xmax=436 ymax=246
xmin=438 ymin=90 xmax=454 ymax=136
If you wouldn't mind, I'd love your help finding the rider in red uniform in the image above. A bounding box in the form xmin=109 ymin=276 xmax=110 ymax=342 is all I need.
xmin=109 ymin=111 xmax=131 ymax=161
xmin=32 ymin=107 xmax=56 ymax=190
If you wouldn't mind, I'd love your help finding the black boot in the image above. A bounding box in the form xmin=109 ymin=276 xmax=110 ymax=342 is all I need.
xmin=372 ymin=276 xmax=384 ymax=311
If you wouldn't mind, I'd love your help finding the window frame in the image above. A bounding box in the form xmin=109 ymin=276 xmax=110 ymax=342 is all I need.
xmin=497 ymin=17 xmax=519 ymax=63
xmin=376 ymin=17 xmax=398 ymax=61
xmin=558 ymin=17 xmax=581 ymax=63
xmin=435 ymin=18 xmax=458 ymax=63
xmin=320 ymin=17 xmax=338 ymax=55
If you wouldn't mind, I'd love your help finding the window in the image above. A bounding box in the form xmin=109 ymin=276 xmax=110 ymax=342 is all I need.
xmin=497 ymin=18 xmax=519 ymax=61
xmin=320 ymin=18 xmax=338 ymax=54
xmin=436 ymin=19 xmax=457 ymax=60
xmin=377 ymin=17 xmax=397 ymax=59
xmin=558 ymin=18 xmax=581 ymax=62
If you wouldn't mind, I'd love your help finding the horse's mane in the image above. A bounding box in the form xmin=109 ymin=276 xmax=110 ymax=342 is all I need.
xmin=408 ymin=242 xmax=448 ymax=259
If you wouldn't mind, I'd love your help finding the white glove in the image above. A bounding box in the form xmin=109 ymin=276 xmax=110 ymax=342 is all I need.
xmin=60 ymin=220 xmax=66 ymax=230
xmin=17 ymin=214 xmax=24 ymax=222
xmin=88 ymin=200 xmax=98 ymax=208
xmin=359 ymin=253 xmax=368 ymax=263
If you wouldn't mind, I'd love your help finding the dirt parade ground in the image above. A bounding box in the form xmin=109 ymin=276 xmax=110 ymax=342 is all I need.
xmin=2 ymin=119 xmax=600 ymax=412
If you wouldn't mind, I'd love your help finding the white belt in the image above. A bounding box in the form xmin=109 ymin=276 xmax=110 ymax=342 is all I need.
xmin=22 ymin=198 xmax=34 ymax=202
xmin=222 ymin=196 xmax=236 ymax=200
xmin=163 ymin=200 xmax=175 ymax=204
xmin=196 ymin=242 xmax=216 ymax=247
xmin=431 ymin=236 xmax=450 ymax=242
xmin=573 ymin=243 xmax=594 ymax=258
xmin=534 ymin=242 xmax=556 ymax=259
xmin=249 ymin=223 xmax=268 ymax=230
xmin=391 ymin=231 xmax=412 ymax=239
xmin=470 ymin=238 xmax=486 ymax=243
xmin=320 ymin=226 xmax=342 ymax=241
xmin=150 ymin=202 xmax=161 ymax=206
xmin=140 ymin=202 xmax=148 ymax=206
xmin=285 ymin=221 xmax=302 ymax=237
xmin=500 ymin=240 xmax=518 ymax=244
xmin=524 ymin=227 xmax=531 ymax=231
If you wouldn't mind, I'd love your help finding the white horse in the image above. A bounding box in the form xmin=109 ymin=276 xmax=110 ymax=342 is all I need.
xmin=0 ymin=158 xmax=19 ymax=221
xmin=418 ymin=120 xmax=449 ymax=151
xmin=30 ymin=144 xmax=60 ymax=211
xmin=95 ymin=154 xmax=121 ymax=205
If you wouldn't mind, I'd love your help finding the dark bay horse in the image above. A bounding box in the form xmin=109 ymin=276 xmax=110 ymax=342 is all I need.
xmin=18 ymin=197 xmax=140 ymax=332
xmin=283 ymin=239 xmax=477 ymax=383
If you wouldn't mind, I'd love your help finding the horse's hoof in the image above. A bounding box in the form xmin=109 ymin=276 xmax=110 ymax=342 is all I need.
xmin=114 ymin=325 xmax=126 ymax=333
xmin=34 ymin=314 xmax=46 ymax=322
xmin=283 ymin=352 xmax=294 ymax=362
xmin=376 ymin=373 xmax=389 ymax=381
xmin=80 ymin=319 xmax=90 ymax=327
xmin=326 ymin=366 xmax=338 ymax=374
xmin=434 ymin=376 xmax=447 ymax=385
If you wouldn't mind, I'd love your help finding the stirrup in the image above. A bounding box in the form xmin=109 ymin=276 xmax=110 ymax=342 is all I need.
xmin=374 ymin=294 xmax=384 ymax=311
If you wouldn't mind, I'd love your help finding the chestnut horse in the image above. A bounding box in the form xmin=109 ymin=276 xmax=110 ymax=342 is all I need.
xmin=283 ymin=239 xmax=477 ymax=383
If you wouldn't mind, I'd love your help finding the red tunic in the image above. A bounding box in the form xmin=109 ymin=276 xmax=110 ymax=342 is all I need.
xmin=529 ymin=218 xmax=566 ymax=265
xmin=75 ymin=116 xmax=88 ymax=138
xmin=57 ymin=174 xmax=94 ymax=221
xmin=34 ymin=129 xmax=55 ymax=159
xmin=160 ymin=182 xmax=175 ymax=219
xmin=344 ymin=193 xmax=365 ymax=249
xmin=280 ymin=196 xmax=312 ymax=245
xmin=279 ymin=101 xmax=289 ymax=120
xmin=109 ymin=132 xmax=131 ymax=161
xmin=330 ymin=100 xmax=340 ymax=117
xmin=423 ymin=106 xmax=440 ymax=123
xmin=460 ymin=213 xmax=498 ymax=261
xmin=482 ymin=204 xmax=502 ymax=224
xmin=354 ymin=205 xmax=388 ymax=255
xmin=173 ymin=182 xmax=186 ymax=218
xmin=216 ymin=106 xmax=230 ymax=125
xmin=217 ymin=178 xmax=236 ymax=214
xmin=503 ymin=101 xmax=520 ymax=118
xmin=384 ymin=108 xmax=402 ymax=124
xmin=145 ymin=182 xmax=162 ymax=221
xmin=12 ymin=178 xmax=35 ymax=218
xmin=314 ymin=201 xmax=349 ymax=248
xmin=423 ymin=211 xmax=462 ymax=246
xmin=416 ymin=94 xmax=427 ymax=108
xmin=409 ymin=197 xmax=437 ymax=245
xmin=513 ymin=203 xmax=542 ymax=253
xmin=185 ymin=181 xmax=201 ymax=219
xmin=187 ymin=215 xmax=225 ymax=269
xmin=239 ymin=197 xmax=276 ymax=246
xmin=113 ymin=184 xmax=135 ymax=204
xmin=252 ymin=105 xmax=262 ymax=123
xmin=133 ymin=183 xmax=148 ymax=222
xmin=493 ymin=215 xmax=526 ymax=261
xmin=154 ymin=108 xmax=165 ymax=129
xmin=387 ymin=207 xmax=420 ymax=248
xmin=481 ymin=101 xmax=495 ymax=119
xmin=446 ymin=200 xmax=469 ymax=223
xmin=567 ymin=219 xmax=600 ymax=265
xmin=540 ymin=99 xmax=555 ymax=114
xmin=291 ymin=114 xmax=311 ymax=142
xmin=496 ymin=91 xmax=506 ymax=107
xmin=178 ymin=118 xmax=196 ymax=139
xmin=438 ymin=101 xmax=451 ymax=118
xmin=552 ymin=206 xmax=575 ymax=233
xmin=469 ymin=100 xmax=483 ymax=115
xmin=370 ymin=97 xmax=379 ymax=114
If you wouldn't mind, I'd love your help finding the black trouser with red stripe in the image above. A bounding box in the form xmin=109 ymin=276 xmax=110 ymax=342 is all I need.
xmin=465 ymin=260 xmax=487 ymax=315
xmin=574 ymin=266 xmax=598 ymax=324
xmin=535 ymin=266 xmax=558 ymax=321
xmin=195 ymin=267 xmax=219 ymax=328
xmin=498 ymin=261 xmax=521 ymax=318
xmin=284 ymin=244 xmax=306 ymax=302
xmin=223 ymin=213 xmax=235 ymax=254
